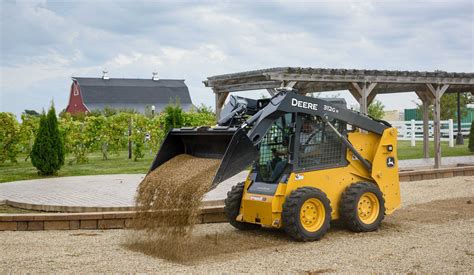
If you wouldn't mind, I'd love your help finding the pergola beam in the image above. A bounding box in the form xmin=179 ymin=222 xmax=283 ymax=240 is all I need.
xmin=265 ymin=72 xmax=474 ymax=85
xmin=213 ymin=81 xmax=281 ymax=93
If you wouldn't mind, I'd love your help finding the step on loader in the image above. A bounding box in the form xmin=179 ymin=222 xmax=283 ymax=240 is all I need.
xmin=149 ymin=89 xmax=401 ymax=241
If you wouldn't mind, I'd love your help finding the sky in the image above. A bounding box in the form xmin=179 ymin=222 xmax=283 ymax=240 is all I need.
xmin=1 ymin=0 xmax=473 ymax=118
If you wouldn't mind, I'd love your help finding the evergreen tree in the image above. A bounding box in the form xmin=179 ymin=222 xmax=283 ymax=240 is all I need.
xmin=47 ymin=105 xmax=65 ymax=167
xmin=31 ymin=105 xmax=65 ymax=175
xmin=469 ymin=121 xmax=474 ymax=153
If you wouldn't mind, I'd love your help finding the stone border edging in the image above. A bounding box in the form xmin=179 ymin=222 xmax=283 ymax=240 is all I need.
xmin=0 ymin=206 xmax=226 ymax=231
xmin=1 ymin=199 xmax=225 ymax=213
xmin=398 ymin=165 xmax=474 ymax=182
xmin=1 ymin=165 xmax=473 ymax=231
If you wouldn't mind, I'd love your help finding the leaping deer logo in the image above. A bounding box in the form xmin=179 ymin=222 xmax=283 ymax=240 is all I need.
xmin=386 ymin=157 xmax=395 ymax=168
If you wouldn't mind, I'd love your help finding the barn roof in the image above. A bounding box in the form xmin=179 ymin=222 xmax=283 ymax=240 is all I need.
xmin=73 ymin=77 xmax=194 ymax=113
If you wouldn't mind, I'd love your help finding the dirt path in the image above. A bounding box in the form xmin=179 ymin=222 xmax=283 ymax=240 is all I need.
xmin=1 ymin=176 xmax=473 ymax=273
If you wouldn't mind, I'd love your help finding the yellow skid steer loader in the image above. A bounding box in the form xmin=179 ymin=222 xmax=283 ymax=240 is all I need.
xmin=149 ymin=90 xmax=400 ymax=241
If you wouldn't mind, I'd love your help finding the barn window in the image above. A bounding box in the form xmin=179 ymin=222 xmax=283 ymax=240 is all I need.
xmin=73 ymin=87 xmax=79 ymax=96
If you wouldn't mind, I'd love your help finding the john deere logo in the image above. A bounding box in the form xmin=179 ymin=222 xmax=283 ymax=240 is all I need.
xmin=386 ymin=157 xmax=395 ymax=168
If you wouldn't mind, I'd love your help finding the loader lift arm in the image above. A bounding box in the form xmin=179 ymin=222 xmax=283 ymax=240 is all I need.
xmin=244 ymin=91 xmax=388 ymax=144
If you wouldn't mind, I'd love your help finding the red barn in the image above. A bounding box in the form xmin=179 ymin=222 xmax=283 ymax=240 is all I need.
xmin=65 ymin=72 xmax=194 ymax=114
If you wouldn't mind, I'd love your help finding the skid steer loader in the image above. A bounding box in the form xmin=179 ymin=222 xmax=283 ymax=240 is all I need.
xmin=149 ymin=89 xmax=400 ymax=241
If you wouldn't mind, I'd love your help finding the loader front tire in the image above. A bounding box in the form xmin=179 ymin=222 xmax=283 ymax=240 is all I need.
xmin=224 ymin=182 xmax=260 ymax=230
xmin=340 ymin=182 xmax=385 ymax=232
xmin=282 ymin=187 xmax=331 ymax=242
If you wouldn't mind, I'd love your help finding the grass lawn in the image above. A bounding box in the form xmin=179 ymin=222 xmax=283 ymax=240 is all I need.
xmin=397 ymin=140 xmax=473 ymax=160
xmin=0 ymin=150 xmax=154 ymax=183
xmin=0 ymin=141 xmax=472 ymax=183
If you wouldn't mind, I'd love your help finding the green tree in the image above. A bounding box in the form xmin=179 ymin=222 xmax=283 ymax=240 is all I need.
xmin=184 ymin=104 xmax=216 ymax=126
xmin=130 ymin=114 xmax=147 ymax=161
xmin=368 ymin=100 xmax=385 ymax=119
xmin=31 ymin=105 xmax=65 ymax=175
xmin=415 ymin=92 xmax=472 ymax=120
xmin=146 ymin=115 xmax=166 ymax=153
xmin=0 ymin=112 xmax=20 ymax=163
xmin=469 ymin=121 xmax=474 ymax=152
xmin=47 ymin=105 xmax=65 ymax=167
xmin=18 ymin=114 xmax=40 ymax=161
xmin=106 ymin=113 xmax=130 ymax=156
xmin=163 ymin=103 xmax=184 ymax=132
xmin=24 ymin=109 xmax=40 ymax=116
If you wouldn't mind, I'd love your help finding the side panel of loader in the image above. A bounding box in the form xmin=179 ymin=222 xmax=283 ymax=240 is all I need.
xmin=237 ymin=128 xmax=400 ymax=227
xmin=370 ymin=128 xmax=401 ymax=213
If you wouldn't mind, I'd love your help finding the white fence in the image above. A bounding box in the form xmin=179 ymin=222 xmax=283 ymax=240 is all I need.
xmin=388 ymin=120 xmax=472 ymax=147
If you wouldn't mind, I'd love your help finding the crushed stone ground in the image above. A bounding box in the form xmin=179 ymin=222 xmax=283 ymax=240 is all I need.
xmin=1 ymin=176 xmax=473 ymax=273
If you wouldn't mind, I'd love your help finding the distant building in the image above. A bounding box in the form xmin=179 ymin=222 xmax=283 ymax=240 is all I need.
xmin=65 ymin=72 xmax=194 ymax=114
xmin=383 ymin=110 xmax=401 ymax=121
xmin=404 ymin=107 xmax=474 ymax=122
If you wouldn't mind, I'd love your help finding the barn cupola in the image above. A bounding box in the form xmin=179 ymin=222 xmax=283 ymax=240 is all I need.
xmin=152 ymin=72 xmax=159 ymax=81
xmin=102 ymin=70 xmax=110 ymax=80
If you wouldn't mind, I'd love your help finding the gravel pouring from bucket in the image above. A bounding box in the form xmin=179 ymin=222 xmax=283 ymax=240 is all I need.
xmin=149 ymin=126 xmax=257 ymax=190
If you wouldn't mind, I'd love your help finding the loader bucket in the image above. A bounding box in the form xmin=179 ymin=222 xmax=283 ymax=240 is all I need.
xmin=149 ymin=127 xmax=257 ymax=190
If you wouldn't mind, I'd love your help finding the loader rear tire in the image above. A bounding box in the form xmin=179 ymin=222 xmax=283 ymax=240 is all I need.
xmin=340 ymin=182 xmax=385 ymax=232
xmin=282 ymin=187 xmax=331 ymax=242
xmin=224 ymin=182 xmax=260 ymax=230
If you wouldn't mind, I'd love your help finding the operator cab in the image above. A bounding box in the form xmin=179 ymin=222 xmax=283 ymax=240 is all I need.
xmin=249 ymin=100 xmax=348 ymax=194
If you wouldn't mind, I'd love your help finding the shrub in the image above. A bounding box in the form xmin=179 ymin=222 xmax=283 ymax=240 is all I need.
xmin=469 ymin=121 xmax=474 ymax=152
xmin=18 ymin=114 xmax=40 ymax=161
xmin=146 ymin=115 xmax=166 ymax=153
xmin=0 ymin=112 xmax=20 ymax=163
xmin=47 ymin=105 xmax=65 ymax=167
xmin=131 ymin=114 xmax=147 ymax=161
xmin=184 ymin=104 xmax=215 ymax=127
xmin=31 ymin=105 xmax=65 ymax=175
xmin=368 ymin=100 xmax=385 ymax=119
xmin=163 ymin=104 xmax=184 ymax=132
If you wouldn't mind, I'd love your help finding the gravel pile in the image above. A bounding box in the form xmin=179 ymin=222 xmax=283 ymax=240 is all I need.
xmin=1 ymin=176 xmax=473 ymax=273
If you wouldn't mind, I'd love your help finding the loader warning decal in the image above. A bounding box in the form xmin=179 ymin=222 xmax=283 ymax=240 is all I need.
xmin=386 ymin=157 xmax=395 ymax=168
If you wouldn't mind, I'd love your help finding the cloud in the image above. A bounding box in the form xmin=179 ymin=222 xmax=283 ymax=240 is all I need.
xmin=1 ymin=0 xmax=472 ymax=116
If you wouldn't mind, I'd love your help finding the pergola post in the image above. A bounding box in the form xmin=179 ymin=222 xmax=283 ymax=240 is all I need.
xmin=350 ymin=82 xmax=377 ymax=114
xmin=426 ymin=84 xmax=449 ymax=168
xmin=456 ymin=92 xmax=464 ymax=145
xmin=415 ymin=91 xmax=434 ymax=159
xmin=214 ymin=90 xmax=229 ymax=121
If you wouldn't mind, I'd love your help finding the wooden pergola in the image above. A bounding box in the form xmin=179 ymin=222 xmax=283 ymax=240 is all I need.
xmin=204 ymin=67 xmax=474 ymax=168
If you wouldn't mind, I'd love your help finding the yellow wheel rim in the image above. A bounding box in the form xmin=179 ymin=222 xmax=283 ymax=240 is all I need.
xmin=300 ymin=198 xmax=325 ymax=232
xmin=357 ymin=192 xmax=380 ymax=224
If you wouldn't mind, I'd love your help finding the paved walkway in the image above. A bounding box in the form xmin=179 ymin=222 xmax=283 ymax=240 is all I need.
xmin=0 ymin=156 xmax=472 ymax=211
xmin=399 ymin=155 xmax=473 ymax=170
xmin=0 ymin=173 xmax=245 ymax=211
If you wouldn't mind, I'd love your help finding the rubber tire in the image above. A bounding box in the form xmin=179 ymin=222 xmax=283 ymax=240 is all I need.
xmin=224 ymin=182 xmax=260 ymax=230
xmin=282 ymin=187 xmax=332 ymax=242
xmin=340 ymin=182 xmax=386 ymax=232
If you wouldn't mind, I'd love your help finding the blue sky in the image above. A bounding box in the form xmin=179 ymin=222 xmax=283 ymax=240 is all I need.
xmin=1 ymin=0 xmax=473 ymax=117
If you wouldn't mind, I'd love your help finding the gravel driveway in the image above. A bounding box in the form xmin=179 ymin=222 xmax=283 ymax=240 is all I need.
xmin=1 ymin=176 xmax=473 ymax=273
